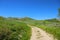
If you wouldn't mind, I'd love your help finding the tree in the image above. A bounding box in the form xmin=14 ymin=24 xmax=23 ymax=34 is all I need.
xmin=58 ymin=8 xmax=60 ymax=19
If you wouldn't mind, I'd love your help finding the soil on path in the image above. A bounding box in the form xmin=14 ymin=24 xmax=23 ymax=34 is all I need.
xmin=30 ymin=26 xmax=57 ymax=40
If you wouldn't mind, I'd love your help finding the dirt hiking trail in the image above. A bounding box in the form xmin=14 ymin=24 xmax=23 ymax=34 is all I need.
xmin=30 ymin=26 xmax=57 ymax=40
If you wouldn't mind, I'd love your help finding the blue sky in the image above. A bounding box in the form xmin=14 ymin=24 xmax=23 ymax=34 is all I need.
xmin=0 ymin=0 xmax=60 ymax=20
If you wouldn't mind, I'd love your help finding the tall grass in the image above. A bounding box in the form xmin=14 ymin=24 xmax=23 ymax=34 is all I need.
xmin=0 ymin=19 xmax=31 ymax=40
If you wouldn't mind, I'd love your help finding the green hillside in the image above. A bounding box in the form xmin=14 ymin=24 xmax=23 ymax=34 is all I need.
xmin=0 ymin=17 xmax=31 ymax=40
xmin=0 ymin=16 xmax=60 ymax=40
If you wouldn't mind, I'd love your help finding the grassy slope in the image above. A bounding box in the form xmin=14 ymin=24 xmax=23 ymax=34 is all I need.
xmin=0 ymin=18 xmax=31 ymax=40
xmin=0 ymin=17 xmax=60 ymax=40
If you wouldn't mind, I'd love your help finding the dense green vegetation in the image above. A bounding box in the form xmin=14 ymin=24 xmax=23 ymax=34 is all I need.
xmin=0 ymin=17 xmax=31 ymax=40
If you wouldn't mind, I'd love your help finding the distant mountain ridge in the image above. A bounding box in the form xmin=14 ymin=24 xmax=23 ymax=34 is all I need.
xmin=19 ymin=17 xmax=35 ymax=21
